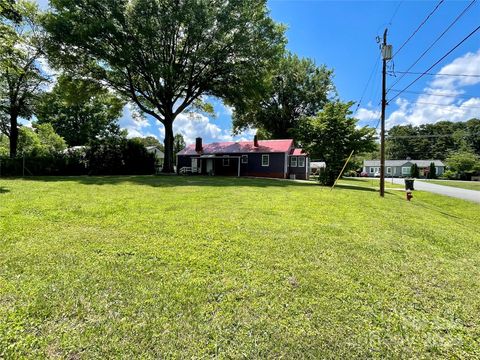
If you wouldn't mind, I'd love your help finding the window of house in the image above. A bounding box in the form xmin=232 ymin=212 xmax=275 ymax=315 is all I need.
xmin=262 ymin=154 xmax=269 ymax=167
xmin=223 ymin=158 xmax=230 ymax=166
xmin=298 ymin=157 xmax=305 ymax=167
xmin=402 ymin=167 xmax=410 ymax=175
xmin=370 ymin=167 xmax=375 ymax=173
xmin=386 ymin=167 xmax=392 ymax=174
xmin=290 ymin=156 xmax=297 ymax=167
xmin=241 ymin=155 xmax=248 ymax=164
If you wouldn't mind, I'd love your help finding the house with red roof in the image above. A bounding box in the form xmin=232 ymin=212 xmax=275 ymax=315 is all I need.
xmin=177 ymin=136 xmax=309 ymax=180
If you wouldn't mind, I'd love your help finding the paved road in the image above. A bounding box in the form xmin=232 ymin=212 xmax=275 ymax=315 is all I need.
xmin=390 ymin=178 xmax=480 ymax=204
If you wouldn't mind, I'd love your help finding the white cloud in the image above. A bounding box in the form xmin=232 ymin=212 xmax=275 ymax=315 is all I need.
xmin=119 ymin=103 xmax=151 ymax=138
xmin=356 ymin=108 xmax=380 ymax=121
xmin=223 ymin=105 xmax=234 ymax=116
xmin=118 ymin=101 xmax=252 ymax=144
xmin=157 ymin=112 xmax=255 ymax=144
xmin=385 ymin=48 xmax=480 ymax=128
xmin=430 ymin=49 xmax=480 ymax=90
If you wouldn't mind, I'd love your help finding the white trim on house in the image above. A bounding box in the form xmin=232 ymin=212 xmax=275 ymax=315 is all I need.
xmin=402 ymin=167 xmax=411 ymax=175
xmin=290 ymin=156 xmax=297 ymax=167
xmin=386 ymin=167 xmax=392 ymax=174
xmin=298 ymin=157 xmax=305 ymax=167
xmin=262 ymin=154 xmax=270 ymax=167
xmin=223 ymin=158 xmax=230 ymax=166
xmin=241 ymin=155 xmax=248 ymax=164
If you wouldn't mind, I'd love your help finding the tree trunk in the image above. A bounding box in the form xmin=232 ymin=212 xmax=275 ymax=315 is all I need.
xmin=162 ymin=119 xmax=175 ymax=173
xmin=9 ymin=113 xmax=19 ymax=158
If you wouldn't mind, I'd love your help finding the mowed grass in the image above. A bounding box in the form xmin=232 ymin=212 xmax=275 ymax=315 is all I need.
xmin=1 ymin=176 xmax=480 ymax=358
xmin=419 ymin=179 xmax=480 ymax=191
xmin=336 ymin=177 xmax=404 ymax=190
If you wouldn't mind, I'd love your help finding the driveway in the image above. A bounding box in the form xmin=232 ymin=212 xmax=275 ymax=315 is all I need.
xmin=390 ymin=178 xmax=480 ymax=204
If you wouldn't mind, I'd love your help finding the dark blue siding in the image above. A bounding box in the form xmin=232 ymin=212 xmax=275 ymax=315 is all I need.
xmin=288 ymin=155 xmax=309 ymax=180
xmin=177 ymin=153 xmax=287 ymax=178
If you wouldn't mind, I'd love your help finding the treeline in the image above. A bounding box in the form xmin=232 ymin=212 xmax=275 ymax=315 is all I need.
xmin=386 ymin=119 xmax=480 ymax=160
xmin=384 ymin=119 xmax=480 ymax=180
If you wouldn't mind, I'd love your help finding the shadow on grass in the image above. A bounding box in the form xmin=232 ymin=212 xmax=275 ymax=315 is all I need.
xmin=411 ymin=201 xmax=462 ymax=220
xmin=0 ymin=187 xmax=10 ymax=194
xmin=331 ymin=184 xmax=397 ymax=195
xmin=14 ymin=175 xmax=317 ymax=188
xmin=340 ymin=177 xmax=376 ymax=182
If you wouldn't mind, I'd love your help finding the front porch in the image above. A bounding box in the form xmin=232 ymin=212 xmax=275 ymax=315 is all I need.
xmin=183 ymin=155 xmax=242 ymax=177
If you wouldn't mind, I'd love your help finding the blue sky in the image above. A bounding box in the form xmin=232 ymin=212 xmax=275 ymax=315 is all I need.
xmin=34 ymin=0 xmax=480 ymax=144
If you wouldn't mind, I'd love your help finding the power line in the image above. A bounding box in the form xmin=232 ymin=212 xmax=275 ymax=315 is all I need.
xmin=392 ymin=0 xmax=445 ymax=59
xmin=388 ymin=24 xmax=480 ymax=103
xmin=353 ymin=55 xmax=381 ymax=116
xmin=389 ymin=89 xmax=479 ymax=99
xmin=389 ymin=71 xmax=480 ymax=77
xmin=355 ymin=1 xmax=402 ymax=117
xmin=386 ymin=132 xmax=480 ymax=139
xmin=388 ymin=1 xmax=404 ymax=26
xmin=388 ymin=0 xmax=477 ymax=91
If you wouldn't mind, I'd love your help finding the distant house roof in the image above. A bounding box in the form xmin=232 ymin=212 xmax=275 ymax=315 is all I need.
xmin=146 ymin=146 xmax=164 ymax=158
xmin=146 ymin=146 xmax=163 ymax=152
xmin=178 ymin=139 xmax=294 ymax=155
xmin=364 ymin=159 xmax=445 ymax=167
xmin=310 ymin=161 xmax=326 ymax=169
xmin=290 ymin=148 xmax=306 ymax=156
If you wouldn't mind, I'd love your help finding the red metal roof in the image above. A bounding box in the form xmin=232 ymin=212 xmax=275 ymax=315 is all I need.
xmin=178 ymin=139 xmax=295 ymax=155
xmin=290 ymin=148 xmax=306 ymax=156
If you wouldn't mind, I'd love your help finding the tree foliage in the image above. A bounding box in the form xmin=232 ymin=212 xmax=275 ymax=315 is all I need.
xmin=0 ymin=123 xmax=66 ymax=156
xmin=410 ymin=163 xmax=419 ymax=178
xmin=386 ymin=119 xmax=480 ymax=160
xmin=296 ymin=101 xmax=376 ymax=186
xmin=131 ymin=136 xmax=164 ymax=151
xmin=233 ymin=53 xmax=334 ymax=139
xmin=43 ymin=0 xmax=285 ymax=172
xmin=0 ymin=0 xmax=47 ymax=157
xmin=87 ymin=136 xmax=155 ymax=175
xmin=36 ymin=74 xmax=124 ymax=146
xmin=427 ymin=162 xmax=436 ymax=179
xmin=0 ymin=0 xmax=21 ymax=23
xmin=445 ymin=150 xmax=480 ymax=180
xmin=173 ymin=133 xmax=186 ymax=156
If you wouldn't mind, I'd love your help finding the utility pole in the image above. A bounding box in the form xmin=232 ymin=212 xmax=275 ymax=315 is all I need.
xmin=380 ymin=28 xmax=391 ymax=197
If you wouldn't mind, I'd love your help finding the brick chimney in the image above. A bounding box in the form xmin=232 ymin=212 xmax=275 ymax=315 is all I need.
xmin=195 ymin=137 xmax=203 ymax=153
xmin=253 ymin=135 xmax=259 ymax=147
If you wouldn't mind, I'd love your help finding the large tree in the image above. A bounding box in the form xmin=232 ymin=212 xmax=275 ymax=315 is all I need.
xmin=36 ymin=74 xmax=124 ymax=146
xmin=296 ymin=101 xmax=376 ymax=186
xmin=0 ymin=0 xmax=47 ymax=158
xmin=43 ymin=0 xmax=285 ymax=172
xmin=233 ymin=52 xmax=334 ymax=139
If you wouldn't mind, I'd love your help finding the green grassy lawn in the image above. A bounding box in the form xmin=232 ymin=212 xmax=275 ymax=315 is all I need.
xmin=337 ymin=177 xmax=404 ymax=189
xmin=419 ymin=179 xmax=480 ymax=191
xmin=1 ymin=176 xmax=479 ymax=358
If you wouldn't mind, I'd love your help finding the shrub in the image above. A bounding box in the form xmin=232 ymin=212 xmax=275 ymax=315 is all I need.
xmin=0 ymin=139 xmax=156 ymax=177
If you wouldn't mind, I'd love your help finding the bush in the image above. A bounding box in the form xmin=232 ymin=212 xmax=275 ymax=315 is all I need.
xmin=0 ymin=139 xmax=156 ymax=177
xmin=440 ymin=170 xmax=457 ymax=180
